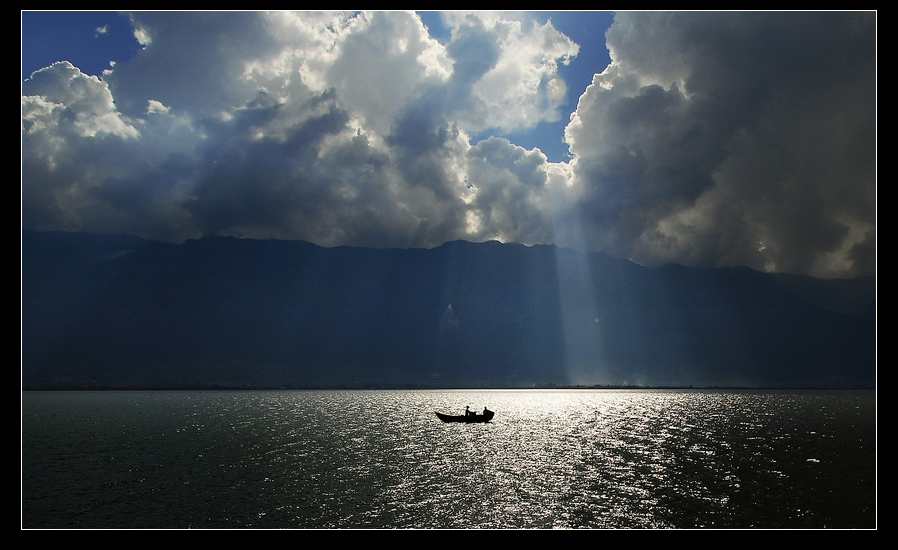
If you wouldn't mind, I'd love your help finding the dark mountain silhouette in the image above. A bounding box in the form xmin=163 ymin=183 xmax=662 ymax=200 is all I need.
xmin=21 ymin=230 xmax=875 ymax=389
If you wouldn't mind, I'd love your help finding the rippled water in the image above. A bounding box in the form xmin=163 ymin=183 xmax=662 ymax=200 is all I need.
xmin=22 ymin=389 xmax=876 ymax=529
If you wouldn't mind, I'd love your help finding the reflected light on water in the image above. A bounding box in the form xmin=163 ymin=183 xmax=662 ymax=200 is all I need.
xmin=22 ymin=389 xmax=875 ymax=528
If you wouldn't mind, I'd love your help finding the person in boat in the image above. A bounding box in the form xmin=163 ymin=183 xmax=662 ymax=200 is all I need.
xmin=465 ymin=406 xmax=472 ymax=417
xmin=483 ymin=407 xmax=489 ymax=415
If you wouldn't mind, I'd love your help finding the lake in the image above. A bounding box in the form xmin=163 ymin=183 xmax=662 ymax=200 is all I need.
xmin=21 ymin=389 xmax=876 ymax=529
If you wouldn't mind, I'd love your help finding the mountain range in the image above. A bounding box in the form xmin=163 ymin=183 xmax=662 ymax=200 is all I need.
xmin=21 ymin=230 xmax=876 ymax=389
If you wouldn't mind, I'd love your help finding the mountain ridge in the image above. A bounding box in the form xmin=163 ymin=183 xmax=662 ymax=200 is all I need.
xmin=22 ymin=229 xmax=876 ymax=389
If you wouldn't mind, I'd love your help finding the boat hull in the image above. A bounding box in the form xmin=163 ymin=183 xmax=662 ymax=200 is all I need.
xmin=435 ymin=410 xmax=494 ymax=423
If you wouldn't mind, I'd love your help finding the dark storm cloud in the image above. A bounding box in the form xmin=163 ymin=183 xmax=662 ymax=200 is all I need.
xmin=565 ymin=11 xmax=875 ymax=277
xmin=187 ymin=107 xmax=351 ymax=235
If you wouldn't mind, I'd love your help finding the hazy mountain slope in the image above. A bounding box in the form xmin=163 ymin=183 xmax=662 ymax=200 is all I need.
xmin=22 ymin=230 xmax=876 ymax=388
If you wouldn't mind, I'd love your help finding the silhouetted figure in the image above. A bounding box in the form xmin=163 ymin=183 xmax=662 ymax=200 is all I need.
xmin=465 ymin=406 xmax=472 ymax=417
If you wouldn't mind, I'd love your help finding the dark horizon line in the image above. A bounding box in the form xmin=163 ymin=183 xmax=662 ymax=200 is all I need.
xmin=21 ymin=383 xmax=876 ymax=392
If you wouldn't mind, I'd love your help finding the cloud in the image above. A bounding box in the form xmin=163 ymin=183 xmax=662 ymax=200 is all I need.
xmin=442 ymin=12 xmax=579 ymax=134
xmin=21 ymin=11 xmax=875 ymax=278
xmin=564 ymin=11 xmax=876 ymax=277
xmin=464 ymin=137 xmax=553 ymax=242
xmin=24 ymin=11 xmax=577 ymax=249
xmin=22 ymin=61 xmax=138 ymax=140
xmin=22 ymin=61 xmax=147 ymax=235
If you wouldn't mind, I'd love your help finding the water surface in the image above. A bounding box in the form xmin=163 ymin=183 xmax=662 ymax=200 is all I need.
xmin=22 ymin=389 xmax=876 ymax=528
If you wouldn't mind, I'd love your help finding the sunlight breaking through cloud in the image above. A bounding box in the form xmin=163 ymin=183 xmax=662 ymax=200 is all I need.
xmin=21 ymin=11 xmax=876 ymax=278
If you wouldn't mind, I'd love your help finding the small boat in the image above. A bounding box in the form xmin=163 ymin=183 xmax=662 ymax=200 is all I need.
xmin=435 ymin=408 xmax=494 ymax=423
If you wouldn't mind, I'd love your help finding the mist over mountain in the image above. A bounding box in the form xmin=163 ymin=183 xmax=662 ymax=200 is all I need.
xmin=22 ymin=230 xmax=875 ymax=389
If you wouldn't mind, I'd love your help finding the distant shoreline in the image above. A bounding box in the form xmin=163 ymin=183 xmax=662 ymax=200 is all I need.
xmin=21 ymin=384 xmax=876 ymax=391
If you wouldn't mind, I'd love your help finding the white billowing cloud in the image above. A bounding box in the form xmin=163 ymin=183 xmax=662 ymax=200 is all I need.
xmin=21 ymin=11 xmax=876 ymax=278
xmin=323 ymin=11 xmax=452 ymax=139
xmin=564 ymin=11 xmax=876 ymax=278
xmin=22 ymin=61 xmax=138 ymax=140
xmin=439 ymin=12 xmax=578 ymax=134
xmin=464 ymin=137 xmax=553 ymax=243
xmin=146 ymin=99 xmax=170 ymax=114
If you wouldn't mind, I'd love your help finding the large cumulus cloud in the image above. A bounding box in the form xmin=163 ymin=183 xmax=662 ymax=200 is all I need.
xmin=22 ymin=11 xmax=576 ymax=250
xmin=564 ymin=11 xmax=876 ymax=277
xmin=22 ymin=11 xmax=875 ymax=278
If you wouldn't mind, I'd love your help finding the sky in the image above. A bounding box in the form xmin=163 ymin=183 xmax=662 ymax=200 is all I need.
xmin=21 ymin=11 xmax=876 ymax=278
